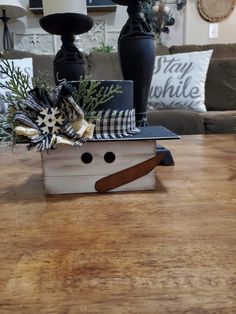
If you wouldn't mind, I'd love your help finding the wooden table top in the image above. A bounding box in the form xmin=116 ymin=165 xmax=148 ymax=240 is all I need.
xmin=0 ymin=134 xmax=235 ymax=313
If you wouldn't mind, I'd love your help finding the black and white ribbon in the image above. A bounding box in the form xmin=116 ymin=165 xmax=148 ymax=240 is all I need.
xmin=93 ymin=109 xmax=140 ymax=139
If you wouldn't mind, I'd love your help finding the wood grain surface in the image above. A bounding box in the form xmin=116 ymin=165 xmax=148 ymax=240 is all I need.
xmin=0 ymin=134 xmax=235 ymax=314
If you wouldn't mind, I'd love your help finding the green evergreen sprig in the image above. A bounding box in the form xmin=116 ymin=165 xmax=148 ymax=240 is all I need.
xmin=73 ymin=76 xmax=122 ymax=120
xmin=0 ymin=108 xmax=16 ymax=150
xmin=32 ymin=71 xmax=53 ymax=93
xmin=0 ymin=57 xmax=31 ymax=102
xmin=0 ymin=53 xmax=52 ymax=108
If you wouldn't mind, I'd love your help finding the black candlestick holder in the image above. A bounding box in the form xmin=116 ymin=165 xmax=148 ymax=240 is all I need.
xmin=112 ymin=0 xmax=156 ymax=126
xmin=0 ymin=9 xmax=14 ymax=50
xmin=40 ymin=13 xmax=93 ymax=85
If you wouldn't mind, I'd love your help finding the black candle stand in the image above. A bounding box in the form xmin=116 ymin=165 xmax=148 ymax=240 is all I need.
xmin=112 ymin=0 xmax=155 ymax=126
xmin=0 ymin=9 xmax=14 ymax=50
xmin=40 ymin=13 xmax=93 ymax=85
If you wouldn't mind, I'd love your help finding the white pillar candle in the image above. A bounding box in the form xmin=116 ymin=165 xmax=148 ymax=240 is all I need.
xmin=42 ymin=0 xmax=87 ymax=16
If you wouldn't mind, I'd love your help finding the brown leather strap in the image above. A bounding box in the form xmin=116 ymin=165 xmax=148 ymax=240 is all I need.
xmin=95 ymin=152 xmax=166 ymax=193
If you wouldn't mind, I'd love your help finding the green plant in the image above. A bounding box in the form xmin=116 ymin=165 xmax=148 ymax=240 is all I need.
xmin=73 ymin=76 xmax=122 ymax=120
xmin=0 ymin=57 xmax=31 ymax=103
xmin=92 ymin=42 xmax=114 ymax=53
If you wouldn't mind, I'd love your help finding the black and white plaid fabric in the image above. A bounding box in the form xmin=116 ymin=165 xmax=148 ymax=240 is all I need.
xmin=93 ymin=109 xmax=140 ymax=139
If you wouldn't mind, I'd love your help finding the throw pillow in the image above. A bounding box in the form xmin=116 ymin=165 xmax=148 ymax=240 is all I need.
xmin=148 ymin=50 xmax=213 ymax=113
xmin=86 ymin=52 xmax=122 ymax=80
xmin=0 ymin=58 xmax=33 ymax=113
xmin=205 ymin=58 xmax=236 ymax=111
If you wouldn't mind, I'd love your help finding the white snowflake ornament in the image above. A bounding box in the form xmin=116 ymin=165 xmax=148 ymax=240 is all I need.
xmin=36 ymin=107 xmax=64 ymax=135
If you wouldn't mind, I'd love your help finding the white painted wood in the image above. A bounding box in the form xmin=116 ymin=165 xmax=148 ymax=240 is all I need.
xmin=42 ymin=141 xmax=156 ymax=160
xmin=41 ymin=141 xmax=156 ymax=176
xmin=42 ymin=155 xmax=155 ymax=177
xmin=43 ymin=173 xmax=156 ymax=194
xmin=42 ymin=140 xmax=157 ymax=194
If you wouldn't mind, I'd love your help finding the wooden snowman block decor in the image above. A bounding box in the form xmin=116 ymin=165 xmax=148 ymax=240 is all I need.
xmin=0 ymin=76 xmax=178 ymax=194
xmin=39 ymin=80 xmax=178 ymax=194
xmin=42 ymin=136 xmax=166 ymax=194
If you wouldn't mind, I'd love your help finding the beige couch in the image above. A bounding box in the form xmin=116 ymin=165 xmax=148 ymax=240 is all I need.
xmin=3 ymin=43 xmax=236 ymax=134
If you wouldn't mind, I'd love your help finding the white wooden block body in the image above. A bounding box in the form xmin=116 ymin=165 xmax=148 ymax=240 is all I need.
xmin=41 ymin=140 xmax=157 ymax=194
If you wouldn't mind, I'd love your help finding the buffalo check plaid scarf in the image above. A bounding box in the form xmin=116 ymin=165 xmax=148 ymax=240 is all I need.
xmin=93 ymin=109 xmax=140 ymax=139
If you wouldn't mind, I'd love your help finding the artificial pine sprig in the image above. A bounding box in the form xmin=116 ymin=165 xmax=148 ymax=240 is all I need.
xmin=73 ymin=76 xmax=122 ymax=120
xmin=0 ymin=107 xmax=17 ymax=150
xmin=0 ymin=53 xmax=52 ymax=109
xmin=32 ymin=71 xmax=53 ymax=93
xmin=0 ymin=57 xmax=31 ymax=101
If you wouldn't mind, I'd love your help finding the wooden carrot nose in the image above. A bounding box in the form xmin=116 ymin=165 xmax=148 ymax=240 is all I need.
xmin=95 ymin=152 xmax=166 ymax=193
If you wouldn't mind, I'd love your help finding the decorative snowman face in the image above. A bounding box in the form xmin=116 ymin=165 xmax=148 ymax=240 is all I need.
xmin=42 ymin=140 xmax=162 ymax=194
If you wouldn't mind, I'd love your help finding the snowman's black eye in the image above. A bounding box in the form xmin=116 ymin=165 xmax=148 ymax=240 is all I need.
xmin=81 ymin=152 xmax=93 ymax=164
xmin=104 ymin=152 xmax=116 ymax=163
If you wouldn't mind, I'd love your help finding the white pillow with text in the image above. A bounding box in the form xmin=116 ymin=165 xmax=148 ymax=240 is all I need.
xmin=148 ymin=50 xmax=213 ymax=112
